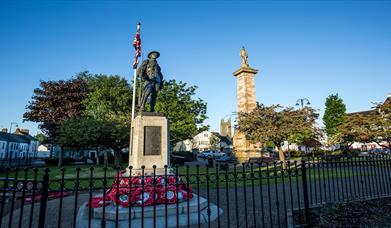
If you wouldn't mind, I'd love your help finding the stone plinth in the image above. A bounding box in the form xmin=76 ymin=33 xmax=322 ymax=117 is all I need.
xmin=128 ymin=113 xmax=169 ymax=175
xmin=233 ymin=64 xmax=261 ymax=163
xmin=76 ymin=194 xmax=222 ymax=228
xmin=233 ymin=131 xmax=261 ymax=163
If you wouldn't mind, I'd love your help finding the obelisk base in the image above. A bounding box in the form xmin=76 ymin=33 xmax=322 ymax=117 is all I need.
xmin=233 ymin=131 xmax=261 ymax=163
xmin=128 ymin=113 xmax=170 ymax=173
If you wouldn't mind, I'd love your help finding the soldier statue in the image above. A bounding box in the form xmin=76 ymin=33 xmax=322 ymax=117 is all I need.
xmin=137 ymin=51 xmax=163 ymax=112
xmin=240 ymin=46 xmax=249 ymax=67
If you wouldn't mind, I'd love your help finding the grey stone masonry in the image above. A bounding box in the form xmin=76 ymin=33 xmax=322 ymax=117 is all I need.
xmin=76 ymin=194 xmax=223 ymax=228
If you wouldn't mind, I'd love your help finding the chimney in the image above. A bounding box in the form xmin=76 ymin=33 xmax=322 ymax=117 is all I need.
xmin=1 ymin=128 xmax=7 ymax=133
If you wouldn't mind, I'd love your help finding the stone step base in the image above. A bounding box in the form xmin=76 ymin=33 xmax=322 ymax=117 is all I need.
xmin=76 ymin=195 xmax=223 ymax=228
xmin=93 ymin=194 xmax=208 ymax=220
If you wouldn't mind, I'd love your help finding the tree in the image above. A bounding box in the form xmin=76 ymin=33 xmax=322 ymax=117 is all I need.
xmin=155 ymin=80 xmax=209 ymax=148
xmin=370 ymin=102 xmax=391 ymax=148
xmin=323 ymin=94 xmax=347 ymax=138
xmin=330 ymin=113 xmax=372 ymax=149
xmin=331 ymin=101 xmax=391 ymax=149
xmin=24 ymin=78 xmax=88 ymax=166
xmin=209 ymin=134 xmax=220 ymax=151
xmin=58 ymin=118 xmax=129 ymax=167
xmin=78 ymin=73 xmax=132 ymax=165
xmin=289 ymin=128 xmax=322 ymax=153
xmin=34 ymin=133 xmax=48 ymax=145
xmin=238 ymin=104 xmax=319 ymax=163
xmin=81 ymin=73 xmax=132 ymax=124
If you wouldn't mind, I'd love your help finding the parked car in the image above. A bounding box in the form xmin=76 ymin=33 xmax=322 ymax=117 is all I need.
xmin=381 ymin=148 xmax=391 ymax=154
xmin=369 ymin=148 xmax=390 ymax=154
xmin=198 ymin=150 xmax=225 ymax=159
xmin=215 ymin=155 xmax=237 ymax=163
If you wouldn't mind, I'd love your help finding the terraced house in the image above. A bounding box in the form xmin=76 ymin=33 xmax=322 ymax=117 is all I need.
xmin=0 ymin=128 xmax=38 ymax=159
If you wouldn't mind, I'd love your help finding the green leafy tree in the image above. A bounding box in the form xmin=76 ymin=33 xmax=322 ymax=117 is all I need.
xmin=59 ymin=118 xmax=129 ymax=167
xmin=81 ymin=73 xmax=133 ymax=124
xmin=34 ymin=133 xmax=48 ymax=145
xmin=371 ymin=102 xmax=391 ymax=148
xmin=238 ymin=104 xmax=319 ymax=163
xmin=330 ymin=114 xmax=372 ymax=149
xmin=78 ymin=73 xmax=132 ymax=165
xmin=331 ymin=101 xmax=390 ymax=149
xmin=209 ymin=134 xmax=220 ymax=151
xmin=24 ymin=78 xmax=88 ymax=167
xmin=323 ymin=94 xmax=347 ymax=138
xmin=54 ymin=75 xmax=208 ymax=167
xmin=155 ymin=80 xmax=209 ymax=148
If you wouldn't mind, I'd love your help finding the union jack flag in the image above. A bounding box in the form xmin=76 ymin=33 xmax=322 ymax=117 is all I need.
xmin=132 ymin=22 xmax=141 ymax=69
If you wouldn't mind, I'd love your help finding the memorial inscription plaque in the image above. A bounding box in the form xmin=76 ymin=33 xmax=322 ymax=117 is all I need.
xmin=144 ymin=126 xmax=162 ymax=155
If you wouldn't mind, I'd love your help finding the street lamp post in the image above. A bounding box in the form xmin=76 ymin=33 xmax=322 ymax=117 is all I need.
xmin=5 ymin=122 xmax=18 ymax=160
xmin=296 ymin=98 xmax=311 ymax=109
xmin=295 ymin=98 xmax=311 ymax=158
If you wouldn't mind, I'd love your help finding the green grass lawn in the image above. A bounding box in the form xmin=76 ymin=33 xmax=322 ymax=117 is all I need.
xmin=0 ymin=160 xmax=376 ymax=191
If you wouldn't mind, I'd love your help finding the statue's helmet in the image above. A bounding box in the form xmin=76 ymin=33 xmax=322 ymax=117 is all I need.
xmin=148 ymin=51 xmax=160 ymax=59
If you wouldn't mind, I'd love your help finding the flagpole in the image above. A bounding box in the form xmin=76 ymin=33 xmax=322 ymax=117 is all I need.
xmin=131 ymin=67 xmax=137 ymax=122
xmin=130 ymin=22 xmax=140 ymax=159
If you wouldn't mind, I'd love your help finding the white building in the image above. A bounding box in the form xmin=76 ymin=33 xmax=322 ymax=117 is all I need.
xmin=0 ymin=128 xmax=39 ymax=159
xmin=0 ymin=135 xmax=7 ymax=159
xmin=173 ymin=131 xmax=233 ymax=152
xmin=37 ymin=144 xmax=51 ymax=158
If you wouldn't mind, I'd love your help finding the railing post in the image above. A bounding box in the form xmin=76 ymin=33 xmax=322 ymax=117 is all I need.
xmin=301 ymin=160 xmax=311 ymax=226
xmin=38 ymin=168 xmax=50 ymax=227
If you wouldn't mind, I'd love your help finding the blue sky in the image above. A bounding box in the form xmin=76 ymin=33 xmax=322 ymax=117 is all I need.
xmin=0 ymin=1 xmax=390 ymax=135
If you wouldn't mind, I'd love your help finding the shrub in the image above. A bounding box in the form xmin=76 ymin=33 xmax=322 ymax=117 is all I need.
xmin=44 ymin=157 xmax=58 ymax=166
xmin=62 ymin=157 xmax=74 ymax=165
xmin=306 ymin=150 xmax=325 ymax=158
xmin=98 ymin=153 xmax=115 ymax=164
xmin=343 ymin=149 xmax=360 ymax=157
xmin=171 ymin=151 xmax=196 ymax=162
xmin=289 ymin=150 xmax=302 ymax=158
xmin=330 ymin=150 xmax=343 ymax=155
xmin=313 ymin=148 xmax=328 ymax=154
xmin=44 ymin=157 xmax=74 ymax=166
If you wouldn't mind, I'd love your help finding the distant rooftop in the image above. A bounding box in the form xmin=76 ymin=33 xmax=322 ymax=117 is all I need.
xmin=0 ymin=131 xmax=36 ymax=143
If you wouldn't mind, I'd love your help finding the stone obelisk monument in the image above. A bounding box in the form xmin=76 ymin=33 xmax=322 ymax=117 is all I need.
xmin=232 ymin=47 xmax=261 ymax=163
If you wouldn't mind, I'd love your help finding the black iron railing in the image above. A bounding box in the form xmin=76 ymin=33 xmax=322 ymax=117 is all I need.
xmin=0 ymin=155 xmax=390 ymax=227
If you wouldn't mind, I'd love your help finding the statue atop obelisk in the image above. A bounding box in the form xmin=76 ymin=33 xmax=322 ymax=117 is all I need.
xmin=240 ymin=46 xmax=249 ymax=67
xmin=137 ymin=51 xmax=163 ymax=112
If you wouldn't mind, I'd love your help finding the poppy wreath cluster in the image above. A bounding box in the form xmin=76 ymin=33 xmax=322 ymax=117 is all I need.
xmin=88 ymin=171 xmax=193 ymax=208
